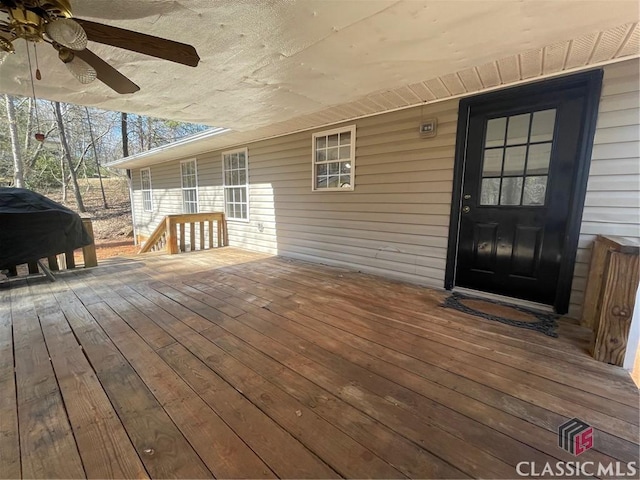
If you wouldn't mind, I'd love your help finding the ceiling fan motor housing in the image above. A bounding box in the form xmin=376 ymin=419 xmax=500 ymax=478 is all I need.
xmin=8 ymin=8 xmax=43 ymax=41
xmin=5 ymin=0 xmax=73 ymax=19
xmin=1 ymin=0 xmax=72 ymax=43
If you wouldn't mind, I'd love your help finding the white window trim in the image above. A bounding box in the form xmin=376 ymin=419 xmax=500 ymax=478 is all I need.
xmin=222 ymin=147 xmax=250 ymax=222
xmin=180 ymin=159 xmax=199 ymax=213
xmin=312 ymin=124 xmax=356 ymax=192
xmin=140 ymin=167 xmax=153 ymax=212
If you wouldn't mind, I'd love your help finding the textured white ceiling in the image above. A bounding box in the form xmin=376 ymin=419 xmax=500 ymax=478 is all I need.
xmin=0 ymin=0 xmax=638 ymax=137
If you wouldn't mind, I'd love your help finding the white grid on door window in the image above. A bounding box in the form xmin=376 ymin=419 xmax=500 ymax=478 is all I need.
xmin=222 ymin=148 xmax=249 ymax=220
xmin=312 ymin=125 xmax=355 ymax=191
xmin=480 ymin=109 xmax=556 ymax=207
xmin=181 ymin=160 xmax=198 ymax=213
xmin=140 ymin=168 xmax=153 ymax=212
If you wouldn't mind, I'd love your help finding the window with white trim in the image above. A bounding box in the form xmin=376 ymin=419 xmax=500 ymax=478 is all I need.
xmin=180 ymin=159 xmax=198 ymax=213
xmin=222 ymin=148 xmax=249 ymax=220
xmin=140 ymin=167 xmax=153 ymax=212
xmin=312 ymin=125 xmax=355 ymax=191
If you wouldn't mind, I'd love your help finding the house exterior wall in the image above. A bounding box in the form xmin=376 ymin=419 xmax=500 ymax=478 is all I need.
xmin=131 ymin=59 xmax=639 ymax=319
xmin=570 ymin=59 xmax=640 ymax=318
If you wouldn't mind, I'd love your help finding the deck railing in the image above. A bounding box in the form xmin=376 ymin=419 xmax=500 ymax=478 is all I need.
xmin=4 ymin=214 xmax=97 ymax=279
xmin=139 ymin=212 xmax=228 ymax=254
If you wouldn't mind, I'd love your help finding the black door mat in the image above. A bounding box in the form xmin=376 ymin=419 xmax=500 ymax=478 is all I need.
xmin=443 ymin=292 xmax=559 ymax=337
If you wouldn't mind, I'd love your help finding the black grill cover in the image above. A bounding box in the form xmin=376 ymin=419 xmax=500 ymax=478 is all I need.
xmin=0 ymin=188 xmax=93 ymax=270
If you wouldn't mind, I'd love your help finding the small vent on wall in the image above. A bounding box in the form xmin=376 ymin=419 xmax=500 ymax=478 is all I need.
xmin=419 ymin=119 xmax=437 ymax=138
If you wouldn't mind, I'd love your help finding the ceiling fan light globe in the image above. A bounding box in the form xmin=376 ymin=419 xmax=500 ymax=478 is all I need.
xmin=65 ymin=56 xmax=96 ymax=84
xmin=46 ymin=19 xmax=87 ymax=51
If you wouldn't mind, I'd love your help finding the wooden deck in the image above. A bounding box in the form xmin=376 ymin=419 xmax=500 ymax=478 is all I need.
xmin=1 ymin=247 xmax=638 ymax=479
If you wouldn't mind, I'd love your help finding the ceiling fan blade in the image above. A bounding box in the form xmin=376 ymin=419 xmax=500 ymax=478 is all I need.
xmin=74 ymin=18 xmax=200 ymax=67
xmin=75 ymin=48 xmax=140 ymax=94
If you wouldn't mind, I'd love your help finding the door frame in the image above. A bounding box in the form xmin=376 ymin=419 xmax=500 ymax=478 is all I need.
xmin=444 ymin=69 xmax=603 ymax=314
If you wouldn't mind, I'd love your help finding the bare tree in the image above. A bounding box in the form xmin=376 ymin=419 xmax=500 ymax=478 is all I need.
xmin=121 ymin=112 xmax=129 ymax=157
xmin=85 ymin=106 xmax=108 ymax=208
xmin=5 ymin=94 xmax=25 ymax=187
xmin=54 ymin=101 xmax=86 ymax=212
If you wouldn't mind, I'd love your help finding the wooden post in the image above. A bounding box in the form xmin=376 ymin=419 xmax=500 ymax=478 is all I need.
xmin=592 ymin=251 xmax=640 ymax=365
xmin=208 ymin=221 xmax=214 ymax=249
xmin=47 ymin=256 xmax=59 ymax=271
xmin=190 ymin=222 xmax=196 ymax=251
xmin=65 ymin=250 xmax=76 ymax=269
xmin=81 ymin=216 xmax=98 ymax=268
xmin=166 ymin=217 xmax=178 ymax=254
xmin=28 ymin=262 xmax=39 ymax=274
xmin=199 ymin=221 xmax=205 ymax=250
xmin=179 ymin=222 xmax=185 ymax=253
xmin=57 ymin=253 xmax=67 ymax=270
xmin=222 ymin=213 xmax=228 ymax=246
xmin=586 ymin=235 xmax=640 ymax=366
xmin=582 ymin=236 xmax=615 ymax=329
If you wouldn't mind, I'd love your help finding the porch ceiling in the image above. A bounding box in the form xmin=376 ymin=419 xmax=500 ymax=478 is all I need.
xmin=1 ymin=1 xmax=638 ymax=166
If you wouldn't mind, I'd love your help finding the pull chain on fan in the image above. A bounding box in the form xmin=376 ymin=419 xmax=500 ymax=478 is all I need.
xmin=0 ymin=0 xmax=200 ymax=94
xmin=25 ymin=39 xmax=45 ymax=141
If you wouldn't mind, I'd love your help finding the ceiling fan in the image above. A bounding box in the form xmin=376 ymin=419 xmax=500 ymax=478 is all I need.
xmin=0 ymin=0 xmax=200 ymax=94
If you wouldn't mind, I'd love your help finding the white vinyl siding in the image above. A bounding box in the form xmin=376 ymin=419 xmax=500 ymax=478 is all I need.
xmin=222 ymin=148 xmax=249 ymax=221
xmin=131 ymin=99 xmax=457 ymax=273
xmin=568 ymin=59 xmax=640 ymax=318
xmin=140 ymin=168 xmax=153 ymax=212
xmin=130 ymin=59 xmax=638 ymax=319
xmin=181 ymin=159 xmax=198 ymax=213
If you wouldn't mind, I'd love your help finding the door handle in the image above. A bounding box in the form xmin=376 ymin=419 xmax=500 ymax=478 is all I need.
xmin=462 ymin=206 xmax=470 ymax=213
xmin=463 ymin=194 xmax=471 ymax=200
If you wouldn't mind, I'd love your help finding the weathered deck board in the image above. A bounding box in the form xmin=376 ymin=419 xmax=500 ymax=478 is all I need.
xmin=10 ymin=280 xmax=85 ymax=479
xmin=1 ymin=247 xmax=638 ymax=479
xmin=207 ymin=268 xmax=638 ymax=432
xmin=179 ymin=279 xmax=629 ymax=466
xmin=179 ymin=274 xmax=638 ymax=464
xmin=112 ymin=284 xmax=340 ymax=479
xmin=83 ymin=301 xmax=275 ymax=479
xmin=0 ymin=286 xmax=20 ymax=480
xmin=48 ymin=281 xmax=213 ymax=479
xmin=26 ymin=278 xmax=148 ymax=479
xmin=225 ymin=261 xmax=639 ymax=404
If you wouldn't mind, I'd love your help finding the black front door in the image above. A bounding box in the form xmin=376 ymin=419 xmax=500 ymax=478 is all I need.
xmin=448 ymin=72 xmax=602 ymax=312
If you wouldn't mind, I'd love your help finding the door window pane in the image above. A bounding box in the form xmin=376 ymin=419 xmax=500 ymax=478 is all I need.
xmin=503 ymin=146 xmax=527 ymax=175
xmin=480 ymin=178 xmax=500 ymax=205
xmin=506 ymin=114 xmax=530 ymax=145
xmin=485 ymin=117 xmax=506 ymax=147
xmin=527 ymin=143 xmax=552 ymax=175
xmin=530 ymin=109 xmax=556 ymax=143
xmin=482 ymin=149 xmax=503 ymax=176
xmin=500 ymin=177 xmax=523 ymax=205
xmin=523 ymin=176 xmax=548 ymax=205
